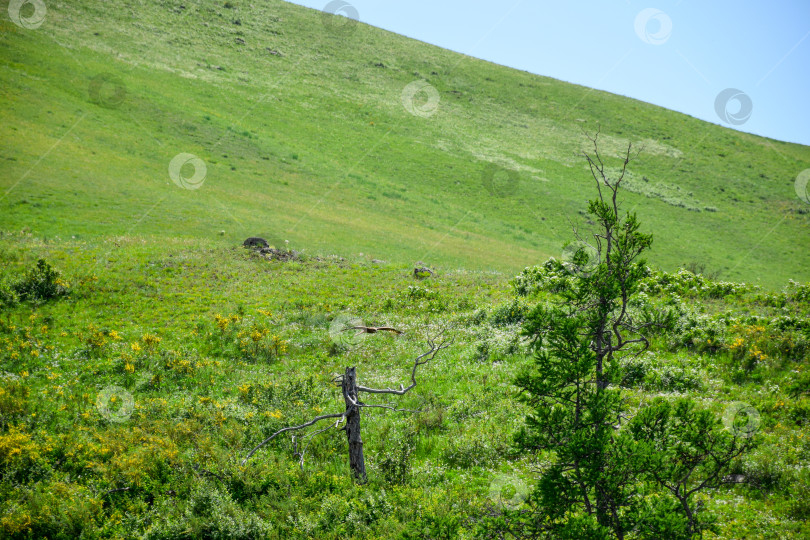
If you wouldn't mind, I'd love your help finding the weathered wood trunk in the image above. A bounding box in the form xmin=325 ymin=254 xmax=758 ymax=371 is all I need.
xmin=342 ymin=366 xmax=367 ymax=484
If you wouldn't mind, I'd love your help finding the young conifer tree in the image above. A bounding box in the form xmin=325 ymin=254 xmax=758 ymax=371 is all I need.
xmin=509 ymin=131 xmax=754 ymax=539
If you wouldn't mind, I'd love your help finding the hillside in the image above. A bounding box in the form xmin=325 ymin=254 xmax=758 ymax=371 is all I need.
xmin=1 ymin=0 xmax=809 ymax=288
xmin=2 ymin=2 xmax=810 ymax=538
xmin=0 ymin=234 xmax=809 ymax=538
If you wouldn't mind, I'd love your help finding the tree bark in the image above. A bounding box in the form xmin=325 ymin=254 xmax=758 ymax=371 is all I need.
xmin=342 ymin=366 xmax=367 ymax=484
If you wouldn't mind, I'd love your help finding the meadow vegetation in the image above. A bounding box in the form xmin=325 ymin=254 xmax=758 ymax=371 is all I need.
xmin=0 ymin=218 xmax=809 ymax=538
xmin=2 ymin=0 xmax=810 ymax=538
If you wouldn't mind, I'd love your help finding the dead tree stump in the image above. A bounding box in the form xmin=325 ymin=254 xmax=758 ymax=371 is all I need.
xmin=342 ymin=366 xmax=367 ymax=483
xmin=241 ymin=335 xmax=451 ymax=484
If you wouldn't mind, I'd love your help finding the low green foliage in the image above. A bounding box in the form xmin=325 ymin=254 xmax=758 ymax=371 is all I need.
xmin=0 ymin=231 xmax=808 ymax=538
xmin=0 ymin=259 xmax=69 ymax=307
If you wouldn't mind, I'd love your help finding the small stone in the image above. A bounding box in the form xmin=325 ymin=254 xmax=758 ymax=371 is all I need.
xmin=243 ymin=237 xmax=269 ymax=248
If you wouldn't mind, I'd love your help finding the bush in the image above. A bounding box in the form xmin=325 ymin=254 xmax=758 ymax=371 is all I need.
xmin=611 ymin=354 xmax=650 ymax=388
xmin=786 ymin=469 xmax=810 ymax=520
xmin=511 ymin=258 xmax=573 ymax=297
xmin=11 ymin=259 xmax=69 ymax=303
xmin=377 ymin=431 xmax=415 ymax=485
xmin=143 ymin=480 xmax=272 ymax=539
xmin=0 ymin=278 xmax=19 ymax=308
xmin=442 ymin=430 xmax=502 ymax=468
xmin=489 ymin=299 xmax=528 ymax=327
xmin=204 ymin=312 xmax=288 ymax=363
xmin=0 ymin=378 xmax=30 ymax=430
xmin=668 ymin=311 xmax=726 ymax=353
xmin=645 ymin=363 xmax=702 ymax=393
xmin=628 ymin=292 xmax=682 ymax=335
xmin=639 ymin=268 xmax=755 ymax=298
xmin=0 ymin=482 xmax=103 ymax=539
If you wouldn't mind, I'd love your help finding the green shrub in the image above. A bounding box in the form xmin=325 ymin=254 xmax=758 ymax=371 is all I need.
xmin=611 ymin=355 xmax=650 ymax=388
xmin=142 ymin=480 xmax=272 ymax=539
xmin=0 ymin=279 xmax=19 ymax=308
xmin=0 ymin=378 xmax=30 ymax=430
xmin=406 ymin=285 xmax=438 ymax=300
xmin=489 ymin=299 xmax=528 ymax=327
xmin=645 ymin=364 xmax=702 ymax=392
xmin=639 ymin=268 xmax=755 ymax=298
xmin=442 ymin=431 xmax=502 ymax=468
xmin=786 ymin=469 xmax=810 ymax=520
xmin=1 ymin=482 xmax=103 ymax=539
xmin=511 ymin=258 xmax=572 ymax=297
xmin=12 ymin=259 xmax=69 ymax=303
xmin=377 ymin=431 xmax=415 ymax=485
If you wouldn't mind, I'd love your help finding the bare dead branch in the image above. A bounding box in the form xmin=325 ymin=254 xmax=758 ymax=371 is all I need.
xmin=346 ymin=326 xmax=404 ymax=335
xmin=358 ymin=403 xmax=422 ymax=414
xmin=242 ymin=412 xmax=345 ymax=465
xmin=292 ymin=417 xmax=343 ymax=471
xmin=357 ymin=337 xmax=452 ymax=395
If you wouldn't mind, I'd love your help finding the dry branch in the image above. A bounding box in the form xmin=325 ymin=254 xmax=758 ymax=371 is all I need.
xmin=240 ymin=334 xmax=451 ymax=481
xmin=356 ymin=336 xmax=451 ymax=395
xmin=242 ymin=412 xmax=345 ymax=465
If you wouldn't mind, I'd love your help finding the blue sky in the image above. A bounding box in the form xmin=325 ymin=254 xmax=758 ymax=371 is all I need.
xmin=289 ymin=0 xmax=810 ymax=146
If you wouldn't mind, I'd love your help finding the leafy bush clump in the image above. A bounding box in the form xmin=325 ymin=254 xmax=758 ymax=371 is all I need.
xmin=754 ymin=280 xmax=810 ymax=308
xmin=442 ymin=430 xmax=503 ymax=468
xmin=489 ymin=299 xmax=529 ymax=327
xmin=0 ymin=481 xmax=103 ymax=539
xmin=645 ymin=363 xmax=702 ymax=392
xmin=628 ymin=291 xmax=683 ymax=335
xmin=376 ymin=430 xmax=415 ymax=485
xmin=639 ymin=268 xmax=756 ymax=298
xmin=143 ymin=480 xmax=273 ymax=539
xmin=0 ymin=278 xmax=19 ymax=308
xmin=204 ymin=312 xmax=288 ymax=363
xmin=511 ymin=258 xmax=573 ymax=297
xmin=10 ymin=259 xmax=70 ymax=303
xmin=668 ymin=311 xmax=727 ymax=353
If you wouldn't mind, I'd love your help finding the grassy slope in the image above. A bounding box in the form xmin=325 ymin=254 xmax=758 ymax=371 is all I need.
xmin=1 ymin=0 xmax=809 ymax=288
xmin=1 ymin=2 xmax=810 ymax=537
xmin=0 ymin=235 xmax=809 ymax=538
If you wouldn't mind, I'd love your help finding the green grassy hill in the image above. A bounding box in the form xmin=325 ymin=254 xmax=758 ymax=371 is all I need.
xmin=1 ymin=0 xmax=808 ymax=288
xmin=2 ymin=3 xmax=810 ymax=537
